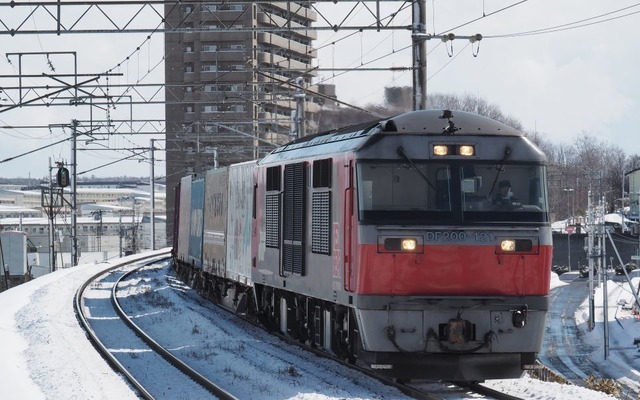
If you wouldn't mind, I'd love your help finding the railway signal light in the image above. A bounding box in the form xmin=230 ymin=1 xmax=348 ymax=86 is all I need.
xmin=56 ymin=167 xmax=70 ymax=187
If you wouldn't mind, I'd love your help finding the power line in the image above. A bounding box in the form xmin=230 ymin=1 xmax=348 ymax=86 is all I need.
xmin=439 ymin=2 xmax=640 ymax=39
xmin=0 ymin=136 xmax=70 ymax=164
xmin=486 ymin=4 xmax=640 ymax=39
xmin=436 ymin=0 xmax=530 ymax=35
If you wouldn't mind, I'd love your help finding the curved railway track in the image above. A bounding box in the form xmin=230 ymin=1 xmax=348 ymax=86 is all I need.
xmin=266 ymin=324 xmax=528 ymax=400
xmin=76 ymin=253 xmax=529 ymax=400
xmin=75 ymin=253 xmax=237 ymax=400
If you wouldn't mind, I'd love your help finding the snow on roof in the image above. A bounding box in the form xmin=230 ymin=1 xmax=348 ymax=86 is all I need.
xmin=552 ymin=213 xmax=638 ymax=233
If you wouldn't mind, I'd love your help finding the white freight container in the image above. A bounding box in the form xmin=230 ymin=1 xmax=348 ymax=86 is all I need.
xmin=226 ymin=160 xmax=257 ymax=285
xmin=203 ymin=167 xmax=229 ymax=277
xmin=176 ymin=175 xmax=192 ymax=263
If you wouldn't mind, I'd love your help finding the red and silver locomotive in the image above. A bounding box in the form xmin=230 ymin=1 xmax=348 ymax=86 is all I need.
xmin=173 ymin=109 xmax=552 ymax=382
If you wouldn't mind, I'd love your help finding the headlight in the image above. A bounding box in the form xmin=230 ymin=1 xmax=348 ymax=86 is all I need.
xmin=458 ymin=145 xmax=475 ymax=156
xmin=500 ymin=239 xmax=516 ymax=252
xmin=401 ymin=239 xmax=417 ymax=251
xmin=381 ymin=237 xmax=422 ymax=253
xmin=496 ymin=238 xmax=536 ymax=254
xmin=433 ymin=145 xmax=449 ymax=156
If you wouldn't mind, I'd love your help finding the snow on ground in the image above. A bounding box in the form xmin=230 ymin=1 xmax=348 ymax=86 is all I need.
xmin=0 ymin=253 xmax=631 ymax=399
xmin=574 ymin=272 xmax=640 ymax=397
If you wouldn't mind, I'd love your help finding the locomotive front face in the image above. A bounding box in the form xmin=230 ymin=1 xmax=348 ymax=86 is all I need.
xmin=250 ymin=110 xmax=552 ymax=382
xmin=350 ymin=132 xmax=551 ymax=381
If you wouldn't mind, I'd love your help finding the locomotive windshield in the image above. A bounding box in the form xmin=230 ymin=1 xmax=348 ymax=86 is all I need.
xmin=356 ymin=161 xmax=548 ymax=225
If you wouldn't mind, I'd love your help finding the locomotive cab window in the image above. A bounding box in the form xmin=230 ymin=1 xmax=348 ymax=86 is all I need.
xmin=461 ymin=163 xmax=549 ymax=223
xmin=356 ymin=161 xmax=548 ymax=225
xmin=356 ymin=162 xmax=452 ymax=224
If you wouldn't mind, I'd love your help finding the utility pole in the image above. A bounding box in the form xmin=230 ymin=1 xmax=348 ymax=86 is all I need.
xmin=412 ymin=0 xmax=427 ymax=110
xmin=636 ymin=190 xmax=640 ymax=265
xmin=118 ymin=212 xmax=123 ymax=258
xmin=601 ymin=195 xmax=609 ymax=359
xmin=587 ymin=189 xmax=595 ymax=331
xmin=292 ymin=77 xmax=305 ymax=139
xmin=43 ymin=158 xmax=62 ymax=272
xmin=70 ymin=119 xmax=79 ymax=266
xmin=131 ymin=197 xmax=137 ymax=254
xmin=48 ymin=159 xmax=55 ymax=272
xmin=563 ymin=188 xmax=574 ymax=270
xmin=149 ymin=139 xmax=156 ymax=250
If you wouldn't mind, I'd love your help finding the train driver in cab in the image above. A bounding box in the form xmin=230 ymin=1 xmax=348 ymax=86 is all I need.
xmin=493 ymin=180 xmax=521 ymax=209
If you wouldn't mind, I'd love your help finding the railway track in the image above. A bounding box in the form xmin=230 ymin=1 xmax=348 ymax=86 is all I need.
xmin=76 ymin=254 xmax=530 ymax=399
xmin=75 ymin=253 xmax=237 ymax=400
xmin=256 ymin=319 xmax=530 ymax=400
xmin=161 ymin=264 xmax=530 ymax=400
xmin=268 ymin=327 xmax=529 ymax=400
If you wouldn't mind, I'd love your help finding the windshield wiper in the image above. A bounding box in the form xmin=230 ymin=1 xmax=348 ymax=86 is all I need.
xmin=488 ymin=145 xmax=512 ymax=197
xmin=396 ymin=146 xmax=436 ymax=191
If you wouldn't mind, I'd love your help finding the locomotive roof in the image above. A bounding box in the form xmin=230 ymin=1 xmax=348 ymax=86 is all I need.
xmin=261 ymin=109 xmax=526 ymax=162
xmin=379 ymin=109 xmax=522 ymax=136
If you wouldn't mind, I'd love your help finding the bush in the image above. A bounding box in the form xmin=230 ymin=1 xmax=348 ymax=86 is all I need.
xmin=585 ymin=375 xmax=621 ymax=397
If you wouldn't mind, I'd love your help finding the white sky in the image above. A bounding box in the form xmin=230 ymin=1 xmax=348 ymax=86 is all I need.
xmin=0 ymin=1 xmax=639 ymax=179
xmin=0 ymin=249 xmax=636 ymax=399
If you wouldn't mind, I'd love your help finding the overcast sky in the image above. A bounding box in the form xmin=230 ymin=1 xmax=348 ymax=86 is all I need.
xmin=1 ymin=0 xmax=639 ymax=179
xmin=321 ymin=1 xmax=640 ymax=146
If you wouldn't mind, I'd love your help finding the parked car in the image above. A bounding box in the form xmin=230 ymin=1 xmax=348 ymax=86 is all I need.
xmin=579 ymin=266 xmax=589 ymax=278
xmin=553 ymin=265 xmax=569 ymax=275
xmin=615 ymin=262 xmax=637 ymax=275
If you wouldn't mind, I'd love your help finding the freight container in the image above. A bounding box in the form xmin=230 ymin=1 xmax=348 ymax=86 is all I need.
xmin=188 ymin=177 xmax=205 ymax=268
xmin=203 ymin=167 xmax=229 ymax=277
xmin=176 ymin=175 xmax=192 ymax=264
xmin=226 ymin=160 xmax=256 ymax=285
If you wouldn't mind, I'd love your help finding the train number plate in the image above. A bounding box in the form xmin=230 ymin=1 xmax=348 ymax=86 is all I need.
xmin=425 ymin=231 xmax=494 ymax=243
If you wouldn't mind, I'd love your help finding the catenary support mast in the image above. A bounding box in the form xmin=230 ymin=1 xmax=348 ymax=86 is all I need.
xmin=71 ymin=119 xmax=79 ymax=266
xmin=412 ymin=0 xmax=427 ymax=110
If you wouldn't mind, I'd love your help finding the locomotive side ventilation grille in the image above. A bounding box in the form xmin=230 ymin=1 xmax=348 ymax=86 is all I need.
xmin=283 ymin=162 xmax=306 ymax=275
xmin=265 ymin=165 xmax=281 ymax=249
xmin=312 ymin=191 xmax=331 ymax=254
xmin=265 ymin=194 xmax=280 ymax=248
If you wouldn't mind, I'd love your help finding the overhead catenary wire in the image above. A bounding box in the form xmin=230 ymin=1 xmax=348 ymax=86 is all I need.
xmin=436 ymin=0 xmax=530 ymax=35
xmin=485 ymin=4 xmax=640 ymax=39
xmin=7 ymin=2 xmax=412 ymax=176
xmin=437 ymin=1 xmax=640 ymax=39
xmin=0 ymin=136 xmax=71 ymax=164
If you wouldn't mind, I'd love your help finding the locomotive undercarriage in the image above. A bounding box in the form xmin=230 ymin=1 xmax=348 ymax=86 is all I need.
xmin=354 ymin=298 xmax=545 ymax=381
xmin=172 ymin=259 xmax=540 ymax=382
xmin=172 ymin=260 xmax=360 ymax=363
xmin=254 ymin=284 xmax=360 ymax=363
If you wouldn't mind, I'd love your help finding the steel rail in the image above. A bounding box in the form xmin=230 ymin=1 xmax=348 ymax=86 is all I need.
xmin=112 ymin=262 xmax=238 ymax=400
xmin=74 ymin=252 xmax=169 ymax=400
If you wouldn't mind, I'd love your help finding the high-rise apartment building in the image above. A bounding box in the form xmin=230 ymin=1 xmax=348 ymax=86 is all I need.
xmin=164 ymin=2 xmax=320 ymax=241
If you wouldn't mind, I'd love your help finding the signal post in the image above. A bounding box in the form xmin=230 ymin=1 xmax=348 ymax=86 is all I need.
xmin=41 ymin=160 xmax=74 ymax=270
